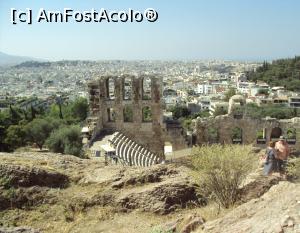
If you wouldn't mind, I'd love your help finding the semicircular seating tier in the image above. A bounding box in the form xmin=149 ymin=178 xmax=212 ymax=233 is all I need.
xmin=110 ymin=132 xmax=162 ymax=167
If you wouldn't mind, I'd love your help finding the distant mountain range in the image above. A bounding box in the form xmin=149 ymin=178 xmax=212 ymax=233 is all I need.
xmin=0 ymin=52 xmax=45 ymax=66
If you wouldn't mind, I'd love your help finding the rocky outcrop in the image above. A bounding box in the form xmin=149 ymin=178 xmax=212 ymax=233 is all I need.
xmin=0 ymin=186 xmax=57 ymax=211
xmin=238 ymin=174 xmax=281 ymax=203
xmin=0 ymin=164 xmax=69 ymax=188
xmin=67 ymin=166 xmax=204 ymax=215
xmin=0 ymin=152 xmax=97 ymax=183
xmin=181 ymin=215 xmax=205 ymax=233
xmin=111 ymin=166 xmax=178 ymax=189
xmin=0 ymin=153 xmax=70 ymax=211
xmin=203 ymin=181 xmax=300 ymax=233
xmin=161 ymin=214 xmax=205 ymax=233
xmin=117 ymin=180 xmax=202 ymax=214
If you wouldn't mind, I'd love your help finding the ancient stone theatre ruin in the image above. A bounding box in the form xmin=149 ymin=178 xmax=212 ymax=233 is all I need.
xmin=84 ymin=75 xmax=186 ymax=166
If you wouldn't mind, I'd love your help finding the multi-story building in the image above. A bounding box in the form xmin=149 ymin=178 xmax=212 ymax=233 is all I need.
xmin=289 ymin=96 xmax=300 ymax=108
xmin=198 ymin=98 xmax=211 ymax=111
xmin=237 ymin=82 xmax=255 ymax=95
xmin=196 ymin=83 xmax=213 ymax=95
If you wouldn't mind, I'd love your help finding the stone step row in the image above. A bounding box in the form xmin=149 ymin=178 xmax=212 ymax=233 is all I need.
xmin=110 ymin=132 xmax=161 ymax=167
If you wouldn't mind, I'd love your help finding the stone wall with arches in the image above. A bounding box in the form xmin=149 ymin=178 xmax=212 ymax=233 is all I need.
xmin=194 ymin=115 xmax=300 ymax=150
xmin=87 ymin=75 xmax=165 ymax=155
xmin=87 ymin=75 xmax=189 ymax=157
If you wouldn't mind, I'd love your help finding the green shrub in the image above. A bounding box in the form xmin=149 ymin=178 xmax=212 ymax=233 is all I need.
xmin=286 ymin=158 xmax=300 ymax=181
xmin=46 ymin=129 xmax=65 ymax=154
xmin=192 ymin=144 xmax=256 ymax=208
xmin=213 ymin=106 xmax=227 ymax=117
xmin=0 ymin=177 xmax=12 ymax=189
xmin=0 ymin=98 xmax=88 ymax=152
xmin=224 ymin=88 xmax=236 ymax=101
xmin=69 ymin=97 xmax=88 ymax=122
xmin=235 ymin=103 xmax=299 ymax=120
xmin=4 ymin=125 xmax=26 ymax=150
xmin=46 ymin=125 xmax=83 ymax=157
xmin=182 ymin=118 xmax=193 ymax=131
xmin=256 ymin=130 xmax=264 ymax=139
xmin=3 ymin=187 xmax=16 ymax=199
xmin=123 ymin=106 xmax=133 ymax=122
xmin=286 ymin=128 xmax=296 ymax=139
xmin=207 ymin=128 xmax=219 ymax=143
xmin=191 ymin=110 xmax=210 ymax=119
xmin=25 ymin=117 xmax=64 ymax=150
xmin=169 ymin=105 xmax=191 ymax=120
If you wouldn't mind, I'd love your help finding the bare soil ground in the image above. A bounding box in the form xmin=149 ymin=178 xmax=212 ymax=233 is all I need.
xmin=0 ymin=151 xmax=298 ymax=233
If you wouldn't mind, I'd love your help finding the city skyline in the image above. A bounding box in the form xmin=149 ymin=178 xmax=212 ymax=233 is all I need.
xmin=1 ymin=0 xmax=300 ymax=61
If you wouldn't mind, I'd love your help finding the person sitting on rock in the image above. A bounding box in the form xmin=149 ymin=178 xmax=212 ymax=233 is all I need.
xmin=264 ymin=141 xmax=278 ymax=176
xmin=275 ymin=136 xmax=290 ymax=175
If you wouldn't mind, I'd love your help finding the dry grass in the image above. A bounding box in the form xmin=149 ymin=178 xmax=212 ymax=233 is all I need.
xmin=0 ymin=147 xmax=259 ymax=233
xmin=287 ymin=157 xmax=300 ymax=181
xmin=1 ymin=183 xmax=230 ymax=233
xmin=191 ymin=144 xmax=257 ymax=208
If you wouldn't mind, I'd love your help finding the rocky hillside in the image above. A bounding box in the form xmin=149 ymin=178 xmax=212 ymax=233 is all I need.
xmin=202 ymin=181 xmax=300 ymax=233
xmin=0 ymin=152 xmax=299 ymax=233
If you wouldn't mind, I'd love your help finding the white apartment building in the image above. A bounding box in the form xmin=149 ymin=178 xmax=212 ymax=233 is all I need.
xmin=237 ymin=81 xmax=255 ymax=95
xmin=196 ymin=84 xmax=213 ymax=95
xmin=289 ymin=96 xmax=300 ymax=108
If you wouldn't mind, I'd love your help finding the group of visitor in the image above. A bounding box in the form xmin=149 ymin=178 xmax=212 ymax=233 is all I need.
xmin=263 ymin=136 xmax=290 ymax=177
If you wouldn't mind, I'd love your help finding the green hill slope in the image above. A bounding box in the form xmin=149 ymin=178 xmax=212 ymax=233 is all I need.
xmin=247 ymin=56 xmax=300 ymax=91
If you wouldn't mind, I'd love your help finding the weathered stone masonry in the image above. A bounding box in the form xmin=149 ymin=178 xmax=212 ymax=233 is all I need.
xmin=193 ymin=95 xmax=300 ymax=150
xmin=87 ymin=75 xmax=167 ymax=156
xmin=195 ymin=115 xmax=300 ymax=149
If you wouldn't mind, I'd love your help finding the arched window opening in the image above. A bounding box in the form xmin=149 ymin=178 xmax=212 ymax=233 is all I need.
xmin=107 ymin=108 xmax=116 ymax=122
xmin=106 ymin=78 xmax=115 ymax=100
xmin=124 ymin=77 xmax=132 ymax=100
xmin=231 ymin=127 xmax=243 ymax=144
xmin=207 ymin=127 xmax=219 ymax=144
xmin=143 ymin=77 xmax=151 ymax=100
xmin=142 ymin=106 xmax=152 ymax=122
xmin=270 ymin=127 xmax=282 ymax=140
xmin=256 ymin=128 xmax=267 ymax=144
xmin=123 ymin=106 xmax=133 ymax=122
xmin=286 ymin=128 xmax=296 ymax=144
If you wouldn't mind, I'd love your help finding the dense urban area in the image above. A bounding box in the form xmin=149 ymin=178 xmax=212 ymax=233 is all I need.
xmin=1 ymin=59 xmax=300 ymax=116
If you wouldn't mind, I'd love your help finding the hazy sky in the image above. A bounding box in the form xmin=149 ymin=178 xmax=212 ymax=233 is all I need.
xmin=0 ymin=0 xmax=300 ymax=61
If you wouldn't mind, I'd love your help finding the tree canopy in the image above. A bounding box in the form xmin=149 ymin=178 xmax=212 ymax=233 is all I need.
xmin=46 ymin=125 xmax=83 ymax=157
xmin=234 ymin=103 xmax=299 ymax=119
xmin=0 ymin=97 xmax=88 ymax=156
xmin=247 ymin=56 xmax=300 ymax=91
xmin=224 ymin=88 xmax=236 ymax=101
xmin=169 ymin=105 xmax=191 ymax=120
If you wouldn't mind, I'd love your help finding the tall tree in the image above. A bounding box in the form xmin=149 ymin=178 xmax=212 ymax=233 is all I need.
xmin=4 ymin=125 xmax=26 ymax=150
xmin=25 ymin=118 xmax=59 ymax=150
